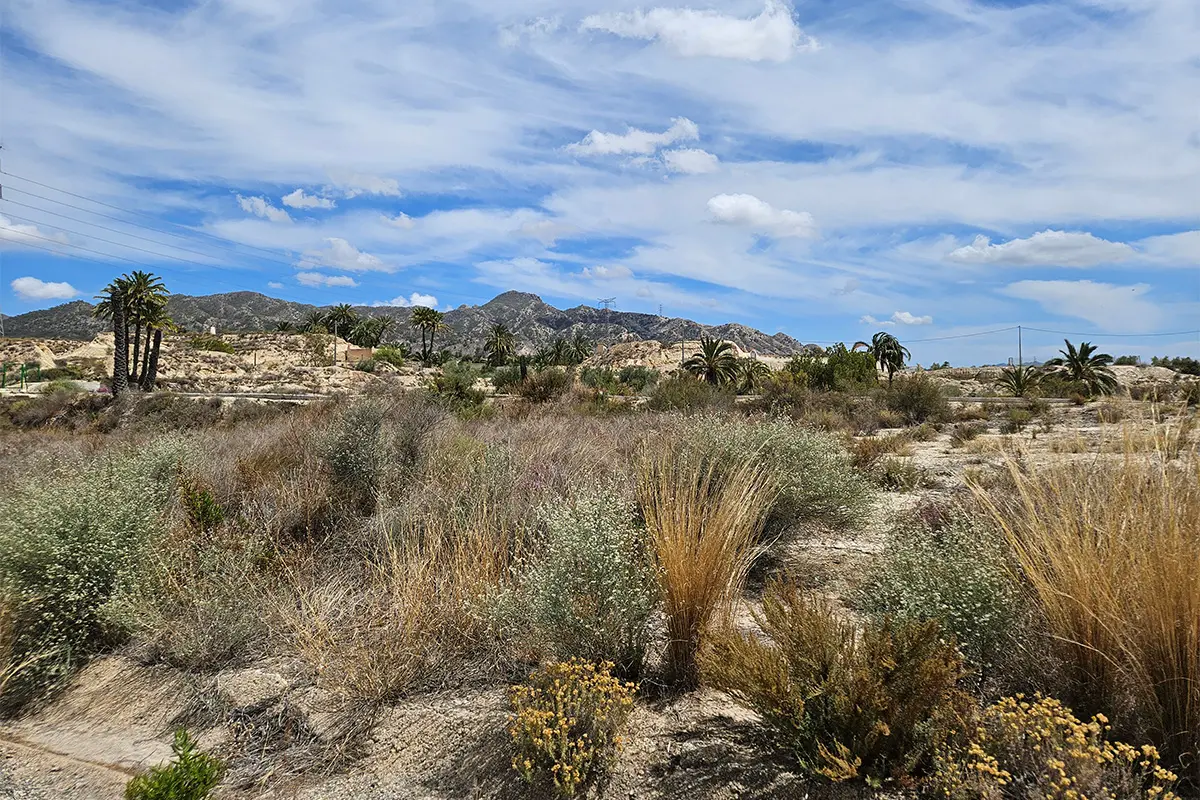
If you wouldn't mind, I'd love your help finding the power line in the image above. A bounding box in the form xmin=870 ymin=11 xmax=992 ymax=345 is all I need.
xmin=1022 ymin=326 xmax=1200 ymax=339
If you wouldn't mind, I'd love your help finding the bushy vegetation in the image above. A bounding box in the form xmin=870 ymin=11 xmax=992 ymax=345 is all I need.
xmin=785 ymin=343 xmax=877 ymax=392
xmin=645 ymin=372 xmax=734 ymax=412
xmin=884 ymin=373 xmax=949 ymax=424
xmin=703 ymin=577 xmax=973 ymax=785
xmin=508 ymin=659 xmax=635 ymax=797
xmin=124 ymin=729 xmax=224 ymax=800
xmin=188 ymin=334 xmax=235 ymax=354
xmin=516 ymin=367 xmax=572 ymax=403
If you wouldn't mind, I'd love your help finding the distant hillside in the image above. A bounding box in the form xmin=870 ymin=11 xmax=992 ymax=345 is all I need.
xmin=1 ymin=290 xmax=807 ymax=357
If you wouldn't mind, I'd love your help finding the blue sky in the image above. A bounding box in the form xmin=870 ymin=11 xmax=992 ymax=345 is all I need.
xmin=1 ymin=0 xmax=1198 ymax=364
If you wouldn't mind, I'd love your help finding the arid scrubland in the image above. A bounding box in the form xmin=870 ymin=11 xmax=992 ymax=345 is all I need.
xmin=0 ymin=362 xmax=1197 ymax=799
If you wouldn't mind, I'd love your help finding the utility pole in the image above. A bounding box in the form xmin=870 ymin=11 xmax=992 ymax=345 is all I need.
xmin=1018 ymin=325 xmax=1023 ymax=369
xmin=599 ymin=297 xmax=615 ymax=343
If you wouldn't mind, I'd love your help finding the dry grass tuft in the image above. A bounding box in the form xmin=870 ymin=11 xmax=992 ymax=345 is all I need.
xmin=636 ymin=435 xmax=776 ymax=687
xmin=975 ymin=442 xmax=1200 ymax=774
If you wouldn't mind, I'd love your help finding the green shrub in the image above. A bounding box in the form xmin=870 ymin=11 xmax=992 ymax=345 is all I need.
xmin=786 ymin=344 xmax=877 ymax=393
xmin=491 ymin=364 xmax=522 ymax=392
xmin=884 ymin=374 xmax=949 ymax=424
xmin=125 ymin=729 xmax=224 ymax=800
xmin=40 ymin=378 xmax=83 ymax=396
xmin=427 ymin=360 xmax=485 ymax=410
xmin=579 ymin=366 xmax=621 ymax=393
xmin=690 ymin=416 xmax=873 ymax=529
xmin=373 ymin=345 xmax=410 ymax=369
xmin=857 ymin=508 xmax=1023 ymax=675
xmin=703 ymin=577 xmax=972 ymax=785
xmin=517 ymin=368 xmax=571 ymax=403
xmin=493 ymin=488 xmax=656 ymax=676
xmin=188 ymin=334 xmax=234 ymax=354
xmin=1000 ymin=407 xmax=1033 ymax=434
xmin=617 ymin=366 xmax=658 ymax=394
xmin=645 ymin=374 xmax=733 ymax=413
xmin=876 ymin=457 xmax=922 ymax=491
xmin=322 ymin=401 xmax=385 ymax=513
xmin=949 ymin=422 xmax=987 ymax=447
xmin=509 ymin=659 xmax=636 ymax=797
xmin=41 ymin=365 xmax=84 ymax=381
xmin=352 ymin=358 xmax=377 ymax=373
xmin=0 ymin=441 xmax=184 ymax=710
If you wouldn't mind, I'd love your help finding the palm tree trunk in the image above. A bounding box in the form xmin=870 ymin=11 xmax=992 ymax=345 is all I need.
xmin=139 ymin=329 xmax=153 ymax=384
xmin=429 ymin=328 xmax=437 ymax=361
xmin=130 ymin=322 xmax=142 ymax=383
xmin=112 ymin=292 xmax=129 ymax=396
xmin=140 ymin=329 xmax=163 ymax=391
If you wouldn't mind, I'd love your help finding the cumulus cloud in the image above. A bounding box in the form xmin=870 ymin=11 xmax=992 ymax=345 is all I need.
xmin=1002 ymin=280 xmax=1160 ymax=331
xmin=237 ymin=195 xmax=292 ymax=223
xmin=582 ymin=264 xmax=633 ymax=280
xmin=299 ymin=238 xmax=391 ymax=272
xmin=662 ymin=148 xmax=720 ymax=174
xmin=707 ymin=193 xmax=816 ymax=237
xmin=296 ymin=271 xmax=359 ymax=288
xmin=267 ymin=281 xmax=284 ymax=289
xmin=282 ymin=189 xmax=335 ymax=209
xmin=946 ymin=230 xmax=1135 ymax=267
xmin=580 ymin=0 xmax=816 ymax=62
xmin=330 ymin=171 xmax=402 ymax=198
xmin=373 ymin=292 xmax=439 ymax=308
xmin=567 ymin=117 xmax=699 ymax=156
xmin=860 ymin=311 xmax=933 ymax=326
xmin=11 ymin=276 xmax=78 ymax=301
xmin=381 ymin=212 xmax=415 ymax=230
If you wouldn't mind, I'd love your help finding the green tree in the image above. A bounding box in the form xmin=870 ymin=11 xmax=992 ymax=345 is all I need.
xmin=856 ymin=332 xmax=910 ymax=385
xmin=136 ymin=302 xmax=174 ymax=391
xmin=569 ymin=331 xmax=593 ymax=364
xmin=298 ymin=309 xmax=327 ymax=333
xmin=324 ymin=303 xmax=357 ymax=337
xmin=997 ymin=364 xmax=1042 ymax=398
xmin=683 ymin=337 xmax=739 ymax=386
xmin=733 ymin=358 xmax=771 ymax=394
xmin=348 ymin=316 xmax=392 ymax=348
xmin=411 ymin=306 xmax=448 ymax=364
xmin=483 ymin=323 xmax=516 ymax=366
xmin=95 ymin=272 xmax=169 ymax=389
xmin=1045 ymin=339 xmax=1117 ymax=396
xmin=274 ymin=320 xmax=295 ymax=333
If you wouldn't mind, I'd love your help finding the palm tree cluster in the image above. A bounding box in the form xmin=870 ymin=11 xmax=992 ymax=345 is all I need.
xmin=533 ymin=332 xmax=593 ymax=368
xmin=95 ymin=271 xmax=172 ymax=394
xmin=682 ymin=337 xmax=769 ymax=392
xmin=998 ymin=339 xmax=1117 ymax=398
xmin=483 ymin=323 xmax=516 ymax=367
xmin=291 ymin=304 xmax=395 ymax=348
xmin=410 ymin=306 xmax=449 ymax=364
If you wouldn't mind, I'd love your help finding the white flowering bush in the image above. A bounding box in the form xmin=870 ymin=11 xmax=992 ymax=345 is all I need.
xmin=689 ymin=416 xmax=874 ymax=530
xmin=0 ymin=440 xmax=184 ymax=709
xmin=495 ymin=487 xmax=657 ymax=677
xmin=857 ymin=508 xmax=1023 ymax=674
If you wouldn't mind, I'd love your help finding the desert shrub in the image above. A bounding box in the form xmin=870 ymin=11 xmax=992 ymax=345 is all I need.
xmin=491 ymin=364 xmax=522 ymax=392
xmin=492 ymin=487 xmax=656 ymax=676
xmin=517 ymin=368 xmax=571 ymax=403
xmin=1000 ymin=407 xmax=1033 ymax=434
xmin=637 ymin=437 xmax=775 ymax=687
xmin=40 ymin=378 xmax=83 ymax=396
xmin=976 ymin=452 xmax=1200 ymax=775
xmin=645 ymin=373 xmax=733 ymax=413
xmin=703 ymin=577 xmax=973 ymax=786
xmin=933 ymin=695 xmax=1179 ymax=800
xmin=579 ymin=366 xmax=621 ymax=393
xmin=857 ymin=509 xmax=1023 ymax=677
xmin=617 ymin=365 xmax=658 ymax=393
xmin=876 ymin=457 xmax=922 ymax=492
xmin=786 ymin=344 xmax=877 ymax=393
xmin=321 ymin=401 xmax=385 ymax=513
xmin=373 ymin=345 xmax=409 ymax=369
xmin=352 ymin=357 xmax=376 ymax=373
xmin=851 ymin=432 xmax=914 ymax=471
xmin=8 ymin=391 xmax=78 ymax=428
xmin=1178 ymin=382 xmax=1200 ymax=407
xmin=1097 ymin=400 xmax=1125 ymax=424
xmin=41 ymin=365 xmax=84 ymax=381
xmin=125 ymin=728 xmax=224 ymax=800
xmin=188 ymin=334 xmax=235 ymax=354
xmin=950 ymin=422 xmax=987 ymax=447
xmin=427 ymin=360 xmax=486 ymax=411
xmin=691 ymin=416 xmax=873 ymax=530
xmin=1151 ymin=356 xmax=1200 ymax=376
xmin=0 ymin=441 xmax=184 ymax=710
xmin=884 ymin=374 xmax=949 ymax=424
xmin=509 ymin=659 xmax=635 ymax=797
xmin=753 ymin=372 xmax=811 ymax=416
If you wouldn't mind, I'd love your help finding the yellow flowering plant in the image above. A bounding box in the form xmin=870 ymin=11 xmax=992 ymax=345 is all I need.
xmin=508 ymin=659 xmax=636 ymax=797
xmin=934 ymin=695 xmax=1179 ymax=799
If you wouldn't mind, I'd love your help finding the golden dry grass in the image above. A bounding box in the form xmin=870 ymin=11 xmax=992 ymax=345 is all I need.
xmin=636 ymin=435 xmax=777 ymax=687
xmin=976 ymin=442 xmax=1200 ymax=773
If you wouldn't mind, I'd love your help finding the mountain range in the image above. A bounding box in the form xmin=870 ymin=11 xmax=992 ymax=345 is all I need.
xmin=1 ymin=291 xmax=808 ymax=357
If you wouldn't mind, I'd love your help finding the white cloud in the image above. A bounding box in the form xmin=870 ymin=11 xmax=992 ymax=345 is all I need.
xmin=296 ymin=271 xmax=359 ymax=288
xmin=330 ymin=171 xmax=401 ymax=198
xmin=860 ymin=311 xmax=933 ymax=326
xmin=1002 ymin=280 xmax=1161 ymax=332
xmin=373 ymin=292 xmax=439 ymax=308
xmin=499 ymin=16 xmax=560 ymax=47
xmin=517 ymin=218 xmax=573 ymax=244
xmin=662 ymin=148 xmax=720 ymax=174
xmin=567 ymin=117 xmax=699 ymax=156
xmin=946 ymin=230 xmax=1135 ymax=267
xmin=0 ymin=214 xmax=69 ymax=247
xmin=707 ymin=193 xmax=816 ymax=238
xmin=381 ymin=212 xmax=415 ymax=230
xmin=299 ymin=237 xmax=392 ymax=272
xmin=1138 ymin=230 xmax=1200 ymax=264
xmin=237 ymin=195 xmax=292 ymax=223
xmin=580 ymin=0 xmax=816 ymax=62
xmin=267 ymin=281 xmax=284 ymax=289
xmin=281 ymin=189 xmax=335 ymax=209
xmin=581 ymin=264 xmax=633 ymax=280
xmin=11 ymin=276 xmax=78 ymax=301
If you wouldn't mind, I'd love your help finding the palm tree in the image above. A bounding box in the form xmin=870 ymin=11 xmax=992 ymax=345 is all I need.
xmin=569 ymin=331 xmax=593 ymax=364
xmin=122 ymin=271 xmax=168 ymax=383
xmin=325 ymin=303 xmax=357 ymax=337
xmin=411 ymin=306 xmax=448 ymax=364
xmin=274 ymin=320 xmax=295 ymax=333
xmin=483 ymin=323 xmax=516 ymax=366
xmin=683 ymin=337 xmax=739 ymax=386
xmin=1045 ymin=339 xmax=1118 ymax=396
xmin=733 ymin=358 xmax=771 ymax=394
xmin=997 ymin=364 xmax=1042 ymax=398
xmin=859 ymin=332 xmax=910 ymax=385
xmin=108 ymin=284 xmax=129 ymax=396
xmin=348 ymin=316 xmax=392 ymax=348
xmin=298 ymin=310 xmax=328 ymax=334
